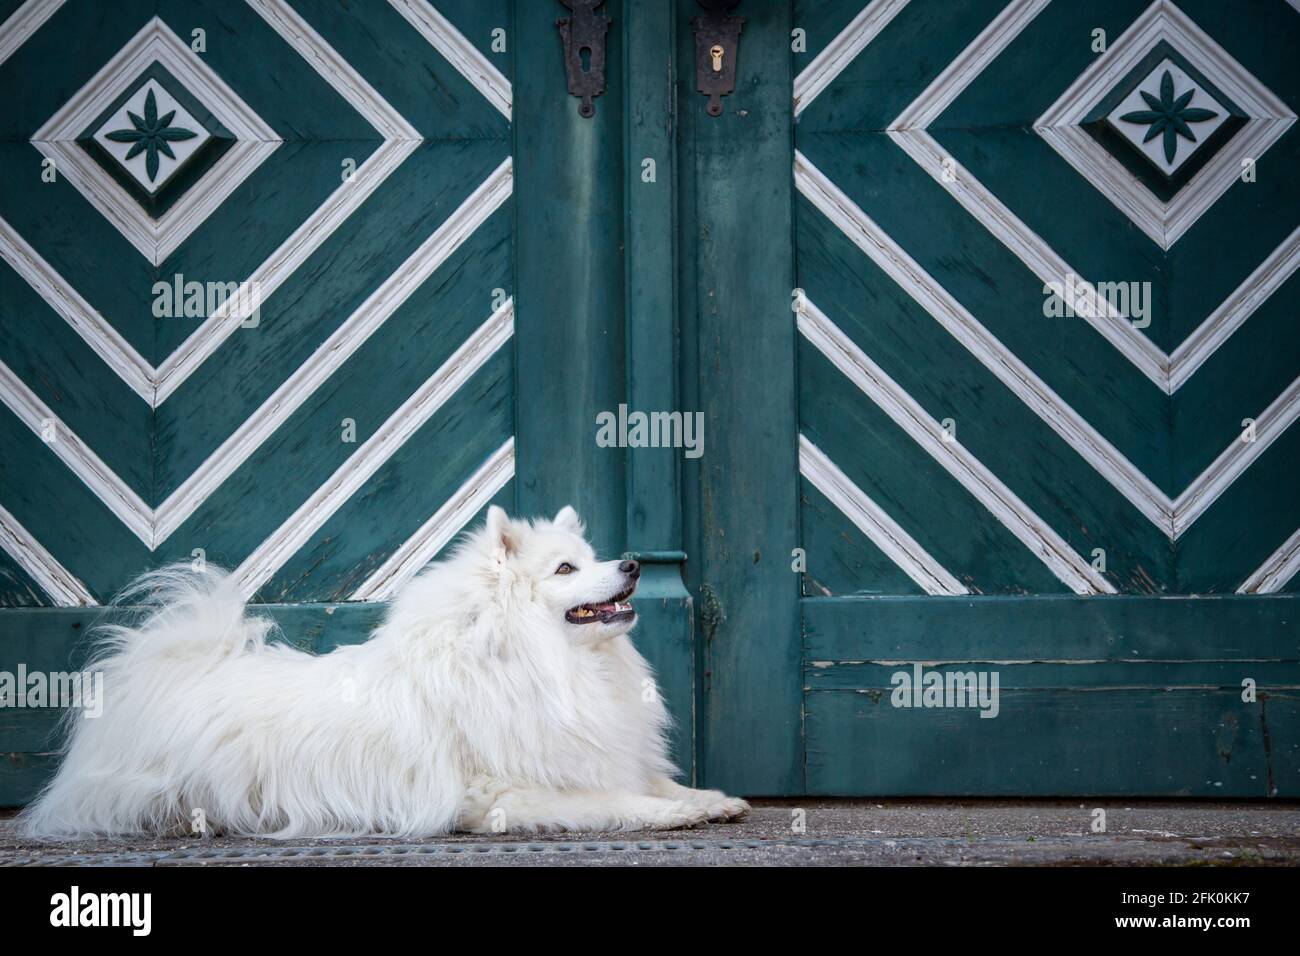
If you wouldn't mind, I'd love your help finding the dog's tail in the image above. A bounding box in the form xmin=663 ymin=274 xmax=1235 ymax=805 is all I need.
xmin=87 ymin=563 xmax=274 ymax=667
xmin=18 ymin=564 xmax=271 ymax=837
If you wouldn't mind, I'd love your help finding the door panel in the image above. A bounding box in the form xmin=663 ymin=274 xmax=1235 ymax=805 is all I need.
xmin=677 ymin=0 xmax=802 ymax=795
xmin=3 ymin=0 xmax=1297 ymax=805
xmin=790 ymin=0 xmax=1300 ymax=794
xmin=0 ymin=0 xmax=704 ymax=807
xmin=0 ymin=0 xmax=518 ymax=801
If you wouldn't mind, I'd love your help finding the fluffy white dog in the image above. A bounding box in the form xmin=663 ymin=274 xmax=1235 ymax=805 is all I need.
xmin=22 ymin=506 xmax=748 ymax=838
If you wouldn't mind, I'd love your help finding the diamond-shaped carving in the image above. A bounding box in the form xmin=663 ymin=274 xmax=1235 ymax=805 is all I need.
xmin=92 ymin=79 xmax=210 ymax=192
xmin=1106 ymin=60 xmax=1229 ymax=175
xmin=31 ymin=17 xmax=279 ymax=265
xmin=1036 ymin=0 xmax=1294 ymax=249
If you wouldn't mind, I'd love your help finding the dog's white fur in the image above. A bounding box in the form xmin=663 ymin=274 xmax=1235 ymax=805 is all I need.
xmin=22 ymin=506 xmax=747 ymax=838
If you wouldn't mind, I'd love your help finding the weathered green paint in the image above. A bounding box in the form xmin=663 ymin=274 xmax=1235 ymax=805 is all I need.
xmin=154 ymin=140 xmax=507 ymax=497
xmin=622 ymin=562 xmax=694 ymax=779
xmin=512 ymin=0 xmax=625 ymax=559
xmin=621 ymin=2 xmax=694 ymax=780
xmin=5 ymin=0 xmax=1299 ymax=804
xmin=677 ymin=0 xmax=801 ymax=795
xmin=798 ymin=334 xmax=1083 ymax=594
xmin=785 ymin=0 xmax=1300 ymax=795
xmin=807 ymin=688 xmax=1294 ymax=797
xmin=803 ymin=595 xmax=1300 ymax=795
xmin=623 ymin=0 xmax=680 ymax=555
xmin=804 ymin=594 xmax=1300 ymax=660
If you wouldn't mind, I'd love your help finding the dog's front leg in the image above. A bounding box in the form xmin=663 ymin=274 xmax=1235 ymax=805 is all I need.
xmin=459 ymin=782 xmax=710 ymax=834
xmin=650 ymin=776 xmax=750 ymax=822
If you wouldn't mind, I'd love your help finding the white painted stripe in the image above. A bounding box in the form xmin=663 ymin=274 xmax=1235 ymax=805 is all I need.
xmin=352 ymin=438 xmax=515 ymax=601
xmin=0 ymin=0 xmax=63 ymax=67
xmin=1173 ymin=375 xmax=1300 ymax=539
xmin=795 ymin=150 xmax=1175 ymax=536
xmin=1168 ymin=225 xmax=1300 ymax=391
xmin=153 ymin=163 xmax=513 ymax=545
xmin=798 ymin=297 xmax=1114 ymax=594
xmin=247 ymin=0 xmax=419 ymax=140
xmin=890 ymin=0 xmax=1049 ymax=130
xmin=888 ymin=127 xmax=1170 ymax=389
xmin=1240 ymin=526 xmax=1300 ymax=594
xmin=894 ymin=127 xmax=1170 ymax=390
xmin=0 ymin=158 xmax=509 ymax=548
xmin=0 ymin=502 xmax=95 ymax=606
xmin=799 ymin=434 xmax=968 ymax=595
xmin=0 ymin=217 xmax=155 ymax=403
xmin=388 ymin=0 xmax=511 ymax=120
xmin=792 ymin=0 xmax=911 ymax=117
xmin=887 ymin=0 xmax=1169 ymax=390
xmin=234 ymin=304 xmax=514 ymax=599
xmin=0 ymin=360 xmax=153 ymax=547
xmin=888 ymin=0 xmax=1293 ymax=392
xmin=155 ymin=0 xmax=423 ymax=404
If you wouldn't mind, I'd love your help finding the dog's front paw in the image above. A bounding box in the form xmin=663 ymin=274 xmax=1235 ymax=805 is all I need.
xmin=680 ymin=786 xmax=750 ymax=822
xmin=704 ymin=795 xmax=750 ymax=822
xmin=641 ymin=801 xmax=710 ymax=831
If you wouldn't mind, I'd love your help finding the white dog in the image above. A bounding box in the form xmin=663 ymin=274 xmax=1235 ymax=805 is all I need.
xmin=22 ymin=506 xmax=748 ymax=838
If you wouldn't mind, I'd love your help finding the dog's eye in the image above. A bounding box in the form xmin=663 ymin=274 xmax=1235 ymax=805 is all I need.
xmin=555 ymin=562 xmax=576 ymax=575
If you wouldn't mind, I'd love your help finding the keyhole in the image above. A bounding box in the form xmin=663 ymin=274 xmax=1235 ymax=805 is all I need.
xmin=710 ymin=44 xmax=724 ymax=72
xmin=580 ymin=46 xmax=591 ymax=73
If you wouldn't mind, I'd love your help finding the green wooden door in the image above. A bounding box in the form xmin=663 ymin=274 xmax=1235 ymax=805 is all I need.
xmin=689 ymin=0 xmax=1300 ymax=796
xmin=3 ymin=0 xmax=1298 ymax=805
xmin=0 ymin=0 xmax=675 ymax=804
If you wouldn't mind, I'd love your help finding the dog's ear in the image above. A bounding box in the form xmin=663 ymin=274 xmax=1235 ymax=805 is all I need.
xmin=485 ymin=505 xmax=516 ymax=556
xmin=553 ymin=505 xmax=584 ymax=535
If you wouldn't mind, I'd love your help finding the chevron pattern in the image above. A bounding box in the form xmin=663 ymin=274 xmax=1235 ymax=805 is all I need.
xmin=794 ymin=0 xmax=1300 ymax=596
xmin=0 ymin=0 xmax=515 ymax=606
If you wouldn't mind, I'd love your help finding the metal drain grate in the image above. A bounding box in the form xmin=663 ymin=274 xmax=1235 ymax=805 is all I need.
xmin=2 ymin=837 xmax=886 ymax=867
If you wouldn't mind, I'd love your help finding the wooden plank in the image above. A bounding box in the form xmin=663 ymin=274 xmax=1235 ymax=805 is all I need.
xmin=1176 ymin=422 xmax=1300 ymax=593
xmin=806 ymin=687 xmax=1295 ymax=796
xmin=808 ymin=661 xmax=1300 ymax=690
xmin=805 ymin=593 xmax=1300 ymax=661
xmin=512 ymin=0 xmax=626 ymax=558
xmin=800 ymin=131 xmax=1172 ymax=495
xmin=154 ymin=140 xmax=506 ymax=496
xmin=804 ymin=594 xmax=1300 ymax=795
xmin=0 ymin=410 xmax=152 ymax=602
xmin=794 ymin=0 xmax=1007 ymax=135
xmin=799 ymin=477 xmax=927 ymax=597
xmin=798 ymin=337 xmax=1076 ymax=594
xmin=623 ymin=0 xmax=680 ymax=555
xmin=255 ymin=348 xmax=513 ymax=602
xmin=0 ymin=549 xmax=44 ymax=607
xmin=282 ymin=0 xmax=511 ymax=139
xmin=621 ymin=2 xmax=694 ymax=780
xmin=678 ymin=0 xmax=802 ymax=794
xmin=1171 ymin=272 xmax=1300 ymax=495
xmin=0 ymin=234 xmax=154 ymax=499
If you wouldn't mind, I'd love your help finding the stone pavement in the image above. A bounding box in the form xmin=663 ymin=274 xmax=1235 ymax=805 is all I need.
xmin=2 ymin=800 xmax=1298 ymax=866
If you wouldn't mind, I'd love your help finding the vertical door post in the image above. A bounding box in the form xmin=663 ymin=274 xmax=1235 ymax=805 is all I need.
xmin=513 ymin=0 xmax=626 ymax=557
xmin=678 ymin=0 xmax=802 ymax=794
xmin=621 ymin=1 xmax=695 ymax=779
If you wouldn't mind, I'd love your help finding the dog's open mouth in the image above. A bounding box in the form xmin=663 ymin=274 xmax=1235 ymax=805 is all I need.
xmin=566 ymin=583 xmax=636 ymax=625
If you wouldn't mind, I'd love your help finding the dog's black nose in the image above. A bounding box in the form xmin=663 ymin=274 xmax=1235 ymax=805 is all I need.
xmin=619 ymin=559 xmax=640 ymax=577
